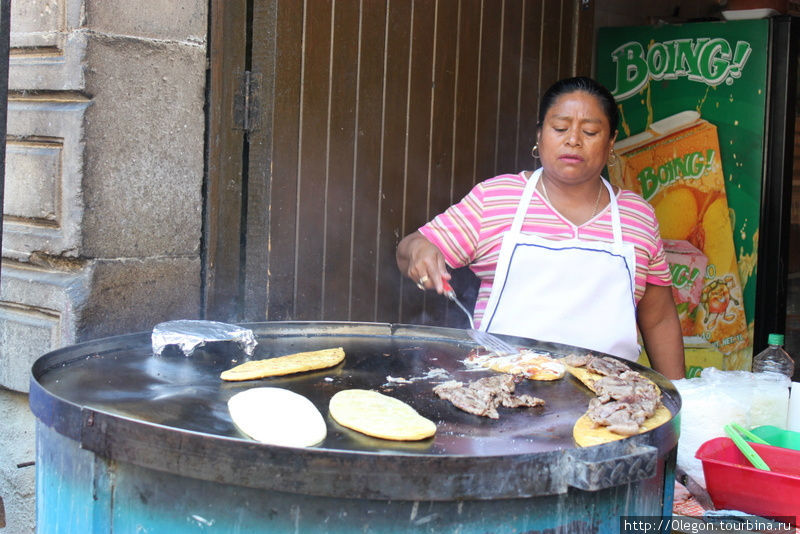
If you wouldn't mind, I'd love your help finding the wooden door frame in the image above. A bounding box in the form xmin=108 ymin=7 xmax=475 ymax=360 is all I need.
xmin=204 ymin=0 xmax=248 ymax=321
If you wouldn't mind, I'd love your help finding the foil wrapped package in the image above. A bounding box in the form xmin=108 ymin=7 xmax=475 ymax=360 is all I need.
xmin=152 ymin=320 xmax=258 ymax=357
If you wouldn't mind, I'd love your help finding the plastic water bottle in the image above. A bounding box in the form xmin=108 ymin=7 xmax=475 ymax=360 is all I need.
xmin=752 ymin=333 xmax=795 ymax=378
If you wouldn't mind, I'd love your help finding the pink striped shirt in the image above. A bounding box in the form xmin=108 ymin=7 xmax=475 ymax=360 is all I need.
xmin=419 ymin=172 xmax=671 ymax=327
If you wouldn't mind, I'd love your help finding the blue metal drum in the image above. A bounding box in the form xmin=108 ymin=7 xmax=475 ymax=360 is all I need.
xmin=30 ymin=322 xmax=680 ymax=533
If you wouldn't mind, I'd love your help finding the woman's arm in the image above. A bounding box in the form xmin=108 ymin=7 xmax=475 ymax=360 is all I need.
xmin=396 ymin=231 xmax=450 ymax=293
xmin=637 ymin=283 xmax=685 ymax=380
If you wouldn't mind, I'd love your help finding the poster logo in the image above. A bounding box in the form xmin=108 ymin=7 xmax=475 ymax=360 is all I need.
xmin=638 ymin=148 xmax=715 ymax=200
xmin=610 ymin=38 xmax=752 ymax=100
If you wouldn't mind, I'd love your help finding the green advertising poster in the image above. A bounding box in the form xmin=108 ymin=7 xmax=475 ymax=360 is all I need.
xmin=596 ymin=20 xmax=768 ymax=375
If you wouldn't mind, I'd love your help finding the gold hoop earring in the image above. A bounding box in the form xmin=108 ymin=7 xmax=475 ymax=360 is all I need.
xmin=531 ymin=144 xmax=540 ymax=160
xmin=608 ymin=149 xmax=620 ymax=168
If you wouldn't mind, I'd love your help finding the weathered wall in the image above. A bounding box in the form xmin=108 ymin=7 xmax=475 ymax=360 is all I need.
xmin=594 ymin=0 xmax=724 ymax=28
xmin=0 ymin=390 xmax=35 ymax=533
xmin=0 ymin=1 xmax=208 ymax=532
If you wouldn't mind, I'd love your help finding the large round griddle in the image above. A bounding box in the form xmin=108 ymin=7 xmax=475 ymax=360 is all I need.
xmin=30 ymin=321 xmax=680 ymax=500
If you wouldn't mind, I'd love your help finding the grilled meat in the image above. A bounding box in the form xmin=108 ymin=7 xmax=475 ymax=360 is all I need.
xmin=585 ymin=356 xmax=631 ymax=377
xmin=562 ymin=353 xmax=591 ymax=367
xmin=564 ymin=353 xmax=663 ymax=436
xmin=433 ymin=375 xmax=544 ymax=419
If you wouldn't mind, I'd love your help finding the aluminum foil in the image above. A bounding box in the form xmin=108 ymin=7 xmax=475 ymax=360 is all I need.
xmin=152 ymin=319 xmax=258 ymax=357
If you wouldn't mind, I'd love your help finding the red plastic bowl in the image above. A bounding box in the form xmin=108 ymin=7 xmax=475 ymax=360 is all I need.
xmin=696 ymin=437 xmax=800 ymax=526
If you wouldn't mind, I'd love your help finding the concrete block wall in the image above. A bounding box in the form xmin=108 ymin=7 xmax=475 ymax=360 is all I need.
xmin=0 ymin=390 xmax=35 ymax=533
xmin=1 ymin=1 xmax=208 ymax=532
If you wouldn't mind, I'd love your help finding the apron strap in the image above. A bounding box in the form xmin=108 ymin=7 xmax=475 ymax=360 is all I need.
xmin=486 ymin=170 xmax=541 ymax=307
xmin=604 ymin=179 xmax=624 ymax=248
xmin=510 ymin=169 xmax=540 ymax=236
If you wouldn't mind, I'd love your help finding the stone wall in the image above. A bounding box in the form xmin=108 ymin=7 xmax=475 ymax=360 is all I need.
xmin=0 ymin=1 xmax=208 ymax=532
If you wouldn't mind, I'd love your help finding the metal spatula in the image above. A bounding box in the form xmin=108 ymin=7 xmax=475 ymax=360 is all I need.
xmin=442 ymin=280 xmax=518 ymax=356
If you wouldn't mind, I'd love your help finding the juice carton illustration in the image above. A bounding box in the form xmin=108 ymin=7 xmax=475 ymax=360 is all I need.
xmin=664 ymin=239 xmax=709 ymax=337
xmin=610 ymin=111 xmax=749 ymax=355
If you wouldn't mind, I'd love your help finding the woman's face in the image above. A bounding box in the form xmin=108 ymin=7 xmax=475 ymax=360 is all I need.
xmin=537 ymin=90 xmax=616 ymax=186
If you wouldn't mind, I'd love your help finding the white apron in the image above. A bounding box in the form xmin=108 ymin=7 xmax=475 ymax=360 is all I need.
xmin=480 ymin=168 xmax=640 ymax=360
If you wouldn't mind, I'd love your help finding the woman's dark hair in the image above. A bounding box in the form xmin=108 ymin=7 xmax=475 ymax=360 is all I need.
xmin=537 ymin=76 xmax=618 ymax=135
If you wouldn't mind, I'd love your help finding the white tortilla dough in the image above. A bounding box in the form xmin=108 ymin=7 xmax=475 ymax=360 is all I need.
xmin=227 ymin=387 xmax=327 ymax=447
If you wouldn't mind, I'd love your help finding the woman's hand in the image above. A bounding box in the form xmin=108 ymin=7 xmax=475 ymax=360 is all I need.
xmin=396 ymin=231 xmax=450 ymax=293
xmin=637 ymin=283 xmax=686 ymax=380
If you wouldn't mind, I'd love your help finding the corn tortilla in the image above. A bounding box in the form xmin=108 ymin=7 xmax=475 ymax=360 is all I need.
xmin=564 ymin=361 xmax=670 ymax=447
xmin=329 ymin=389 xmax=436 ymax=441
xmin=480 ymin=351 xmax=566 ymax=381
xmin=572 ymin=404 xmax=672 ymax=447
xmin=564 ymin=364 xmax=601 ymax=392
xmin=220 ymin=347 xmax=345 ymax=381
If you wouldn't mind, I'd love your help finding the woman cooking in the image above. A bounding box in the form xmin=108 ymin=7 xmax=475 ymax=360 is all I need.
xmin=396 ymin=76 xmax=685 ymax=380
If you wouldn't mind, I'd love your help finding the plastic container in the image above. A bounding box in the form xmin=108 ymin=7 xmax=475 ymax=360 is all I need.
xmin=751 ymin=371 xmax=791 ymax=428
xmin=750 ymin=425 xmax=800 ymax=451
xmin=696 ymin=437 xmax=800 ymax=525
xmin=673 ymin=368 xmax=790 ymax=486
xmin=790 ymin=382 xmax=800 ymax=432
xmin=752 ymin=333 xmax=795 ymax=378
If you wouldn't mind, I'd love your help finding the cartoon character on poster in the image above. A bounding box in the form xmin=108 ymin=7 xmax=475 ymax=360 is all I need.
xmin=596 ymin=20 xmax=769 ymax=375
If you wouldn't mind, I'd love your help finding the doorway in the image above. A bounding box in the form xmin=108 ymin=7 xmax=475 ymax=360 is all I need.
xmin=204 ymin=0 xmax=595 ymax=326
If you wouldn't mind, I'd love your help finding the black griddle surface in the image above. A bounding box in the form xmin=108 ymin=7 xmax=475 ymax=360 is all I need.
xmin=33 ymin=322 xmax=678 ymax=457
